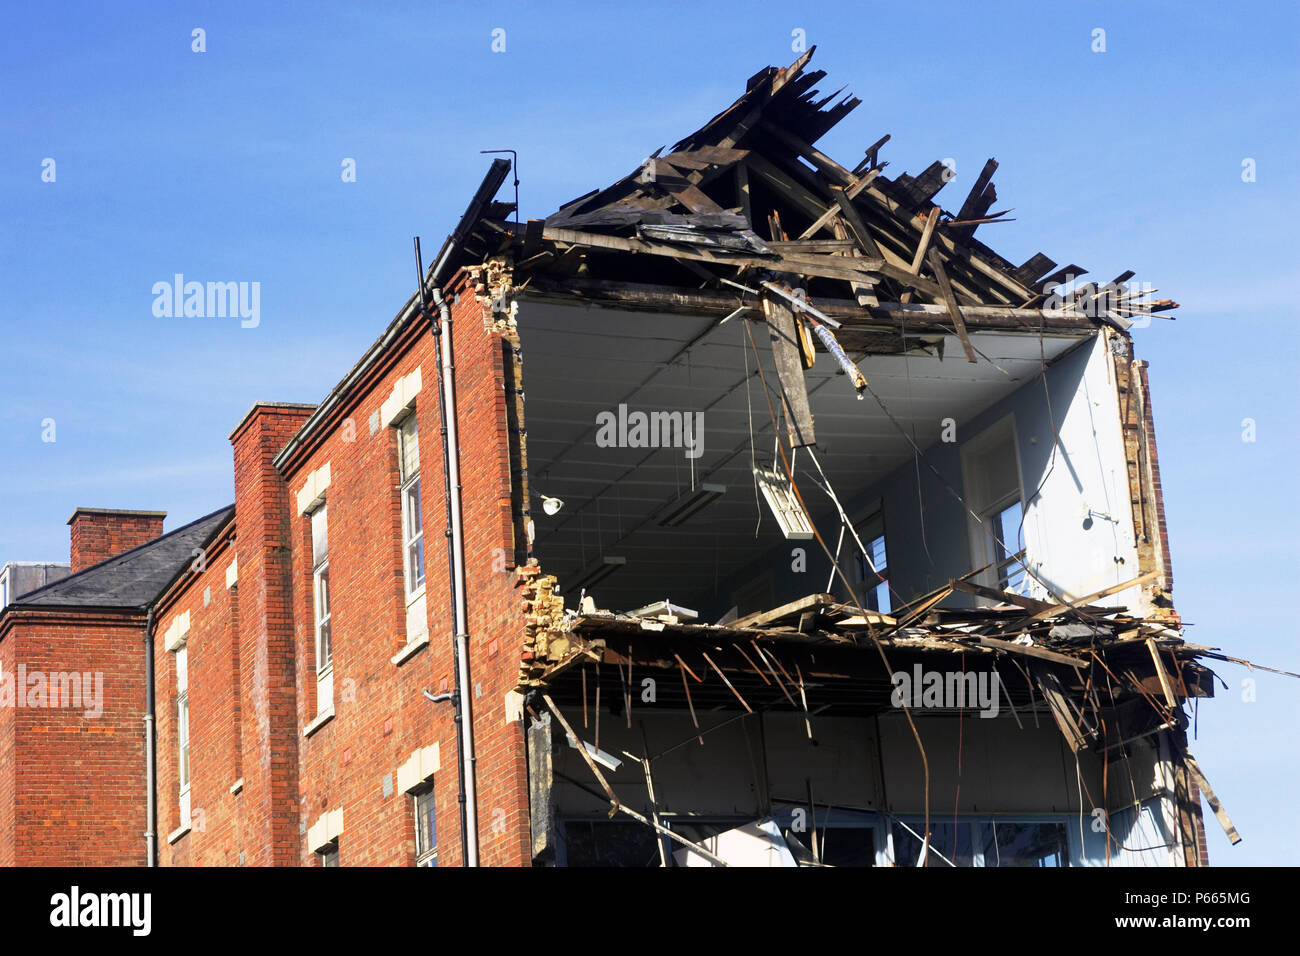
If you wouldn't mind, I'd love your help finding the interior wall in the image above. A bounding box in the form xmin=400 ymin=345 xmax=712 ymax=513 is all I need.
xmin=708 ymin=331 xmax=1141 ymax=617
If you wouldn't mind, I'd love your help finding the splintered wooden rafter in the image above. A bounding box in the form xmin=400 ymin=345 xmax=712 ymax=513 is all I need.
xmin=489 ymin=46 xmax=1176 ymax=360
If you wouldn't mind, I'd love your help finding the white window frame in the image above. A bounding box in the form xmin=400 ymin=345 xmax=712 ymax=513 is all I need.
xmin=311 ymin=504 xmax=333 ymax=713
xmin=413 ymin=784 xmax=437 ymax=867
xmin=960 ymin=415 xmax=1028 ymax=595
xmin=176 ymin=644 xmax=191 ymax=824
xmin=398 ymin=413 xmax=426 ymax=606
xmin=394 ymin=411 xmax=428 ymax=649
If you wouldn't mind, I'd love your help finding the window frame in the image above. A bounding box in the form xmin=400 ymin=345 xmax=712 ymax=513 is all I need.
xmin=851 ymin=510 xmax=890 ymax=613
xmin=310 ymin=503 xmax=333 ymax=712
xmin=397 ymin=413 xmax=426 ymax=604
xmin=413 ymin=784 xmax=437 ymax=867
xmin=959 ymin=415 xmax=1028 ymax=596
xmin=176 ymin=644 xmax=191 ymax=822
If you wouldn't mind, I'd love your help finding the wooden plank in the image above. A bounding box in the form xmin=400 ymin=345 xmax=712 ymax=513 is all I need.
xmin=1184 ymin=753 xmax=1242 ymax=845
xmin=1029 ymin=664 xmax=1088 ymax=752
xmin=735 ymin=163 xmax=751 ymax=226
xmin=1011 ymin=252 xmax=1057 ymax=289
xmin=797 ymin=168 xmax=883 ymax=239
xmin=542 ymin=225 xmax=886 ymax=284
xmin=732 ymin=593 xmax=835 ymax=630
xmin=899 ymin=207 xmax=940 ymax=304
xmin=926 ymin=248 xmax=978 ymax=363
xmin=948 ymin=158 xmax=998 ymax=242
xmin=1147 ymin=638 xmax=1179 ymax=709
xmin=829 ymin=185 xmax=883 ymax=256
xmin=758 ymin=120 xmax=856 ymax=187
xmin=964 ymin=635 xmax=1084 ymax=668
xmin=949 ymin=577 xmax=1055 ymax=614
xmin=1026 ymin=570 xmax=1159 ymax=622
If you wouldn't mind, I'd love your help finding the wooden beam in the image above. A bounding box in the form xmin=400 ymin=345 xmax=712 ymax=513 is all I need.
xmin=542 ymin=225 xmax=886 ymax=285
xmin=963 ymin=635 xmax=1084 ymax=668
xmin=1026 ymin=570 xmax=1160 ymax=622
xmin=798 ymin=168 xmax=883 ymax=239
xmin=733 ymin=593 xmax=835 ymax=629
xmin=762 ymin=293 xmax=817 ymax=447
xmin=1184 ymin=753 xmax=1242 ymax=845
xmin=926 ymin=248 xmax=978 ymax=363
xmin=758 ymin=120 xmax=856 ymax=187
xmin=1029 ymin=664 xmax=1089 ymax=752
xmin=1147 ymin=638 xmax=1179 ymax=709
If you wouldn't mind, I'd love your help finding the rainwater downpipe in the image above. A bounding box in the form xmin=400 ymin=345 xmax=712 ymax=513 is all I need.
xmin=143 ymin=606 xmax=158 ymax=867
xmin=428 ymin=279 xmax=480 ymax=868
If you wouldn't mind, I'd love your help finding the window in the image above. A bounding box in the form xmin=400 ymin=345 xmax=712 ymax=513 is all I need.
xmin=311 ymin=505 xmax=333 ymax=712
xmin=961 ymin=417 xmax=1027 ymax=596
xmin=852 ymin=513 xmax=890 ymax=613
xmin=176 ymin=645 xmax=190 ymax=823
xmin=990 ymin=498 xmax=1027 ymax=593
xmin=413 ymin=785 xmax=437 ymax=867
xmin=398 ymin=415 xmax=426 ymax=601
xmin=319 ymin=843 xmax=339 ymax=867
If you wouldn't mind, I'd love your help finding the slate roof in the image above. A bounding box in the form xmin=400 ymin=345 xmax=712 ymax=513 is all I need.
xmin=10 ymin=505 xmax=235 ymax=611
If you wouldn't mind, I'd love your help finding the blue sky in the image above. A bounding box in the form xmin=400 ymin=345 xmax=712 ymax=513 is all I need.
xmin=1 ymin=1 xmax=1296 ymax=864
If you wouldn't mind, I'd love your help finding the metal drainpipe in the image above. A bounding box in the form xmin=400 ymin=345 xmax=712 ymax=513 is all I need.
xmin=143 ymin=606 xmax=158 ymax=867
xmin=430 ymin=283 xmax=480 ymax=867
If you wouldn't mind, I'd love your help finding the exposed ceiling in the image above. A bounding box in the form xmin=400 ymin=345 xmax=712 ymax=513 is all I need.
xmin=520 ymin=300 xmax=1087 ymax=614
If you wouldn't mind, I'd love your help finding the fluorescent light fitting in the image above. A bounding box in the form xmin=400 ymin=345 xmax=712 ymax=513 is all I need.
xmin=656 ymin=483 xmax=726 ymax=527
xmin=754 ymin=467 xmax=814 ymax=539
xmin=568 ymin=555 xmax=626 ymax=592
xmin=567 ymin=734 xmax=623 ymax=772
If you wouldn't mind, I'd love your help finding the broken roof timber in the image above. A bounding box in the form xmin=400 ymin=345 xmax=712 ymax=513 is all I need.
xmin=450 ymin=49 xmax=1174 ymax=350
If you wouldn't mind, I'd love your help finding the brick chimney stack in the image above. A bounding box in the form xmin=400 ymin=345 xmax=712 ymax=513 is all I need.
xmin=67 ymin=508 xmax=167 ymax=572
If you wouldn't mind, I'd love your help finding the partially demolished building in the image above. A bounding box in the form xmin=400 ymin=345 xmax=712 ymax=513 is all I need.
xmin=1 ymin=51 xmax=1262 ymax=867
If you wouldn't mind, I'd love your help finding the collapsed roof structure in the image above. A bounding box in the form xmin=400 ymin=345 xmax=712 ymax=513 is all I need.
xmin=419 ymin=48 xmax=1294 ymax=866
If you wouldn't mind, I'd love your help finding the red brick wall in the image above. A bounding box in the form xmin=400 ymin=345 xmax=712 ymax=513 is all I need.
xmin=231 ymin=404 xmax=315 ymax=866
xmin=0 ymin=611 xmax=147 ymax=866
xmin=68 ymin=509 xmax=165 ymax=573
xmin=155 ymin=533 xmax=245 ymax=866
xmin=282 ymin=277 xmax=531 ymax=867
